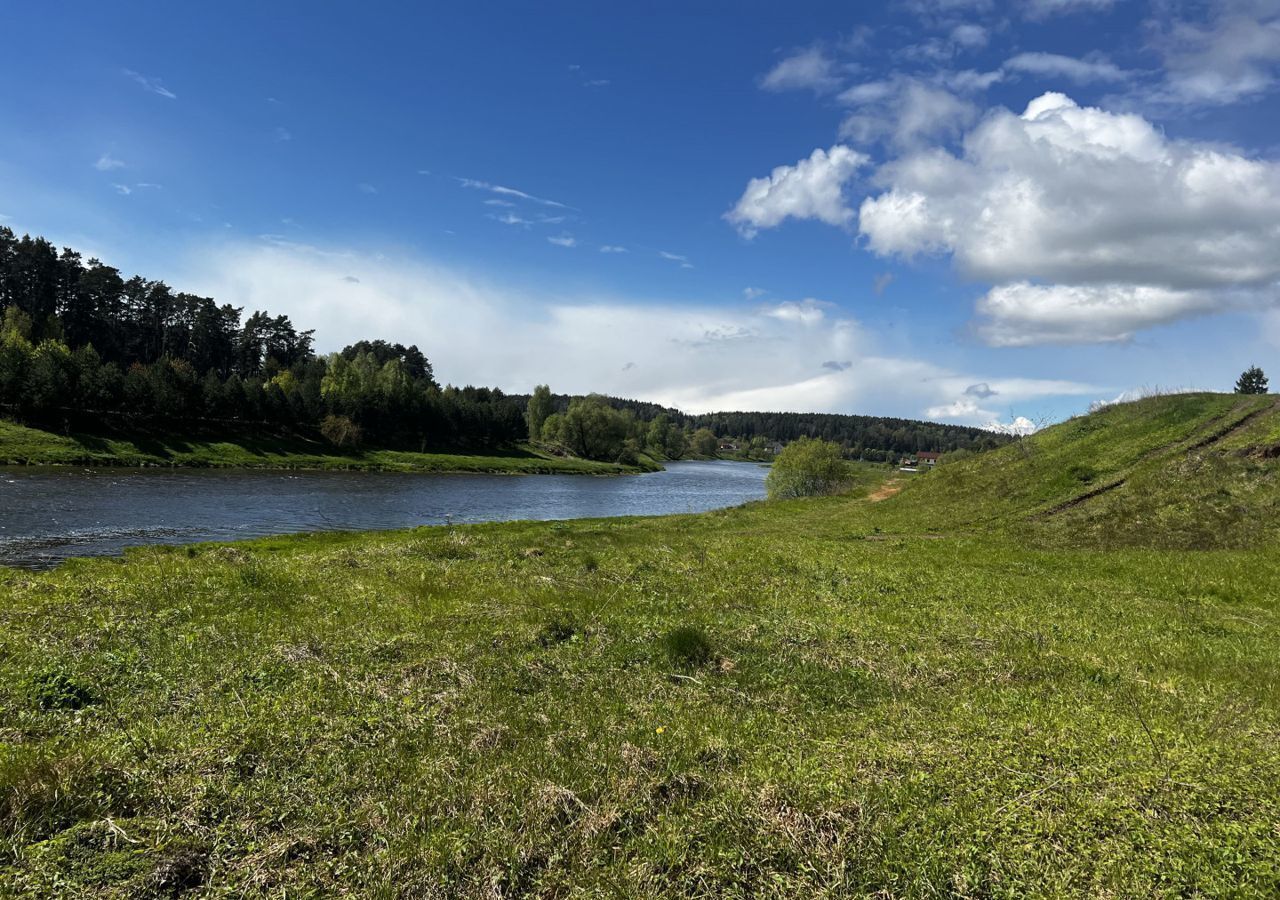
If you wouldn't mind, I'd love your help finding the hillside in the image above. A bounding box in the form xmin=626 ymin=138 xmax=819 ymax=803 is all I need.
xmin=878 ymin=392 xmax=1280 ymax=549
xmin=1 ymin=394 xmax=1278 ymax=896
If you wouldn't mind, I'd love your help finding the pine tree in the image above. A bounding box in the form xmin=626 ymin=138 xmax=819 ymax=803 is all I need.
xmin=1235 ymin=366 xmax=1269 ymax=394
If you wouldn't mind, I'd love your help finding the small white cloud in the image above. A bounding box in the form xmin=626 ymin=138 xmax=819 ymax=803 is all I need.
xmin=760 ymin=47 xmax=843 ymax=94
xmin=94 ymin=153 xmax=125 ymax=171
xmin=599 ymin=245 xmax=628 ymax=253
xmin=872 ymin=272 xmax=895 ymax=295
xmin=548 ymin=234 xmax=577 ymax=247
xmin=765 ymin=299 xmax=830 ymax=325
xmin=1004 ymin=52 xmax=1128 ymax=84
xmin=274 ymin=126 xmax=293 ymax=142
xmin=986 ymin=416 xmax=1038 ymax=435
xmin=726 ymin=145 xmax=869 ymax=237
xmin=417 ymin=169 xmax=432 ymax=175
xmin=950 ymin=24 xmax=988 ymax=49
xmin=112 ymin=184 xmax=132 ymax=195
xmin=124 ymin=69 xmax=177 ymax=99
xmin=483 ymin=198 xmax=515 ymax=207
xmin=927 ymin=397 xmax=987 ymax=419
xmin=584 ymin=78 xmax=611 ymax=87
xmin=743 ymin=286 xmax=767 ymax=300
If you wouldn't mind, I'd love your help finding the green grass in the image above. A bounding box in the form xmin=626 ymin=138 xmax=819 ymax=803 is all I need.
xmin=0 ymin=418 xmax=658 ymax=475
xmin=1 ymin=393 xmax=1279 ymax=896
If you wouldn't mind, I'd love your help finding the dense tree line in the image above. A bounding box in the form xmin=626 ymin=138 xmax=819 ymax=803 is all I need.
xmin=0 ymin=228 xmax=522 ymax=449
xmin=1 ymin=225 xmax=1010 ymax=462
xmin=532 ymin=392 xmax=1009 ymax=460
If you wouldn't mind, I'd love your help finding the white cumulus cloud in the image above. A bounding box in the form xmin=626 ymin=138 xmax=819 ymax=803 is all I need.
xmin=857 ymin=92 xmax=1280 ymax=344
xmin=726 ymin=145 xmax=869 ymax=237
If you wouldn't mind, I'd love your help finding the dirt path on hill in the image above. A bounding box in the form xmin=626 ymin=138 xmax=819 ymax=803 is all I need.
xmin=868 ymin=480 xmax=903 ymax=502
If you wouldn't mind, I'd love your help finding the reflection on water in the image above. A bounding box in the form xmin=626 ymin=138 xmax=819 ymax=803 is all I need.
xmin=0 ymin=460 xmax=767 ymax=568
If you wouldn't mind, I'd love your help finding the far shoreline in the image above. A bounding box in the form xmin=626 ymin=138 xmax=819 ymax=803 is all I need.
xmin=0 ymin=418 xmax=662 ymax=477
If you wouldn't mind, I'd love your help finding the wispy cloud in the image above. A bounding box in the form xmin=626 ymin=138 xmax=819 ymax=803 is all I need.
xmin=124 ymin=69 xmax=177 ymax=99
xmin=658 ymin=250 xmax=694 ymax=269
xmin=547 ymin=234 xmax=577 ymax=247
xmin=584 ymin=78 xmax=611 ymax=87
xmin=94 ymin=153 xmax=125 ymax=171
xmin=1003 ymin=51 xmax=1128 ymax=84
xmin=599 ymin=245 xmax=628 ymax=253
xmin=181 ymin=239 xmax=1095 ymax=423
xmin=357 ymin=183 xmax=378 ymax=194
xmin=112 ymin=184 xmax=132 ymax=195
xmin=458 ymin=177 xmax=573 ymax=210
xmin=490 ymin=212 xmax=535 ymax=227
xmin=761 ymin=47 xmax=843 ymax=94
xmin=274 ymin=126 xmax=293 ymax=142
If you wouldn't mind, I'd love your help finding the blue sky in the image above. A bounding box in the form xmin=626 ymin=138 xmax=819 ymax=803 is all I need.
xmin=2 ymin=1 xmax=1279 ymax=428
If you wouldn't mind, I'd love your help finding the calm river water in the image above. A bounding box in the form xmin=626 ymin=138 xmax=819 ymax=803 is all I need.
xmin=0 ymin=460 xmax=767 ymax=568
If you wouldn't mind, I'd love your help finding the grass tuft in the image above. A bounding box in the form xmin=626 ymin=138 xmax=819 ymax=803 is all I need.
xmin=25 ymin=667 xmax=98 ymax=711
xmin=662 ymin=625 xmax=715 ymax=668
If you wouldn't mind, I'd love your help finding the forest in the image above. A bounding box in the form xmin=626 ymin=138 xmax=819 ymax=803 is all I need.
xmin=0 ymin=227 xmax=1006 ymax=462
xmin=535 ymin=392 xmax=1010 ymax=461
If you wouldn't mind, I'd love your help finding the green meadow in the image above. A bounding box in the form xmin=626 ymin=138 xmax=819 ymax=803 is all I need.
xmin=1 ymin=393 xmax=1278 ymax=897
xmin=0 ymin=418 xmax=655 ymax=475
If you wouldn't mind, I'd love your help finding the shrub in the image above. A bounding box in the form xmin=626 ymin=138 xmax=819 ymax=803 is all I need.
xmin=26 ymin=668 xmax=97 ymax=711
xmin=320 ymin=414 xmax=362 ymax=448
xmin=663 ymin=625 xmax=714 ymax=668
xmin=766 ymin=437 xmax=849 ymax=499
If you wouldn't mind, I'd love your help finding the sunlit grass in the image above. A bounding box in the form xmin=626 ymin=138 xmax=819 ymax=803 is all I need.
xmin=1 ymin=393 xmax=1279 ymax=895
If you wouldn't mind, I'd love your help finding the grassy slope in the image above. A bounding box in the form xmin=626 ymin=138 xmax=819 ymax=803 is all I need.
xmin=0 ymin=418 xmax=656 ymax=475
xmin=883 ymin=392 xmax=1280 ymax=548
xmin=2 ymin=394 xmax=1279 ymax=897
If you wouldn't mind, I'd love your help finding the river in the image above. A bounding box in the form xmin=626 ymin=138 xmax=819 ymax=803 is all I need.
xmin=0 ymin=460 xmax=768 ymax=568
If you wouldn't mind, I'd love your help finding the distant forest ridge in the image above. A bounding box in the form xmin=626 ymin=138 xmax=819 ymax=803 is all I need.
xmin=529 ymin=394 xmax=1010 ymax=461
xmin=0 ymin=226 xmax=1005 ymax=460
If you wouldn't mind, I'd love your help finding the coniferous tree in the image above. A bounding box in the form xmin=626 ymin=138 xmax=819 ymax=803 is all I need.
xmin=1235 ymin=366 xmax=1269 ymax=394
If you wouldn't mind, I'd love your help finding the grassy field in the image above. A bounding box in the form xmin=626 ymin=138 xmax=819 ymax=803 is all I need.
xmin=0 ymin=418 xmax=656 ymax=475
xmin=1 ymin=394 xmax=1278 ymax=897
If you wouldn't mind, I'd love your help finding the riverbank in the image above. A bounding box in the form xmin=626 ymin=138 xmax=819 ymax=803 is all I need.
xmin=3 ymin=394 xmax=1278 ymax=894
xmin=0 ymin=418 xmax=659 ymax=475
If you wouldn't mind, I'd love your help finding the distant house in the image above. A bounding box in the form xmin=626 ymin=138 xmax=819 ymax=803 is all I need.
xmin=718 ymin=441 xmax=739 ymax=452
xmin=764 ymin=442 xmax=784 ymax=455
xmin=917 ymin=451 xmax=942 ymax=466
